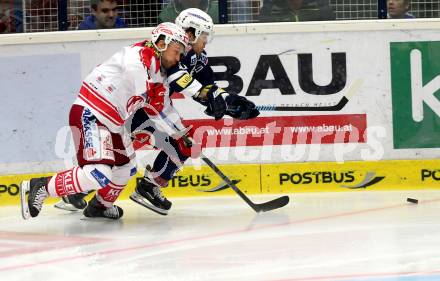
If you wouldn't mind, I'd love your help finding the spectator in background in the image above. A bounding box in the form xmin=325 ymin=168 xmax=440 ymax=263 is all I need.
xmin=67 ymin=2 xmax=84 ymax=30
xmin=0 ymin=0 xmax=23 ymax=33
xmin=159 ymin=0 xmax=219 ymax=23
xmin=78 ymin=0 xmax=127 ymax=30
xmin=387 ymin=0 xmax=415 ymax=19
xmin=258 ymin=0 xmax=335 ymax=22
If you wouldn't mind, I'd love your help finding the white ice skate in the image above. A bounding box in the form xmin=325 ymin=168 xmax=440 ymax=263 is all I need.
xmin=20 ymin=180 xmax=30 ymax=220
xmin=54 ymin=200 xmax=80 ymax=212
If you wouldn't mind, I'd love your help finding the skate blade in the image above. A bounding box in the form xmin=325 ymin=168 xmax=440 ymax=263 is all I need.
xmin=54 ymin=200 xmax=80 ymax=212
xmin=79 ymin=217 xmax=120 ymax=221
xmin=20 ymin=181 xmax=30 ymax=220
xmin=129 ymin=193 xmax=168 ymax=216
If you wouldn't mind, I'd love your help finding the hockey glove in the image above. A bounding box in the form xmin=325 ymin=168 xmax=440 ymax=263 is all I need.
xmin=144 ymin=83 xmax=166 ymax=116
xmin=175 ymin=125 xmax=202 ymax=159
xmin=131 ymin=130 xmax=154 ymax=150
xmin=200 ymin=85 xmax=226 ymax=121
xmin=225 ymin=94 xmax=260 ymax=120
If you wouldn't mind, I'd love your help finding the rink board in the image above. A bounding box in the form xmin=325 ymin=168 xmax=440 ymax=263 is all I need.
xmin=1 ymin=159 xmax=439 ymax=206
xmin=2 ymin=20 xmax=440 ymax=175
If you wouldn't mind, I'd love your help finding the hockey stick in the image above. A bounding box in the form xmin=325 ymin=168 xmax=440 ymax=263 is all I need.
xmin=198 ymin=154 xmax=289 ymax=212
xmin=256 ymin=96 xmax=348 ymax=112
xmin=255 ymin=80 xmax=363 ymax=112
xmin=158 ymin=112 xmax=289 ymax=213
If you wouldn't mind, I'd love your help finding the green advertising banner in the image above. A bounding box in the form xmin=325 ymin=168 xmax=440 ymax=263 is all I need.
xmin=391 ymin=41 xmax=440 ymax=148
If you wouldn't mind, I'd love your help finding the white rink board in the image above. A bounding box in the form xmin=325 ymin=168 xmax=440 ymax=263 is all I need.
xmin=1 ymin=20 xmax=440 ymax=174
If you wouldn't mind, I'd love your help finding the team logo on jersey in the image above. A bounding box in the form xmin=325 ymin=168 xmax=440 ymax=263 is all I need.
xmin=190 ymin=55 xmax=197 ymax=66
xmin=176 ymin=73 xmax=193 ymax=88
xmin=126 ymin=96 xmax=145 ymax=115
xmin=101 ymin=132 xmax=113 ymax=158
xmin=200 ymin=53 xmax=208 ymax=65
xmin=85 ymin=148 xmax=97 ymax=159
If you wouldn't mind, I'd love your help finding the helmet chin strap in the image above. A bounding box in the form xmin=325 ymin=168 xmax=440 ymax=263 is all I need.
xmin=159 ymin=54 xmax=167 ymax=74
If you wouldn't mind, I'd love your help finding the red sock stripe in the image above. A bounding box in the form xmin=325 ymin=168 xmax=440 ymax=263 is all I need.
xmin=97 ymin=182 xmax=125 ymax=204
xmin=54 ymin=169 xmax=79 ymax=196
xmin=74 ymin=167 xmax=83 ymax=193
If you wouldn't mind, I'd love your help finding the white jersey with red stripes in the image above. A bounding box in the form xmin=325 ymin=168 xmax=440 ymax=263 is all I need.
xmin=74 ymin=40 xmax=175 ymax=133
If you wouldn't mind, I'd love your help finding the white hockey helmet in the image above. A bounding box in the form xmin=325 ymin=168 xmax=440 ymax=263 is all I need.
xmin=151 ymin=22 xmax=189 ymax=53
xmin=175 ymin=8 xmax=214 ymax=44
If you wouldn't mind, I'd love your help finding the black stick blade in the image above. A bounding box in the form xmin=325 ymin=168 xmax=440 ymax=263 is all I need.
xmin=255 ymin=196 xmax=290 ymax=213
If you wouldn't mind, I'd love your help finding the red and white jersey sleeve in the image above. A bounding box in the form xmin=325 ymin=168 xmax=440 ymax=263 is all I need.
xmin=74 ymin=41 xmax=164 ymax=133
xmin=148 ymin=100 xmax=186 ymax=136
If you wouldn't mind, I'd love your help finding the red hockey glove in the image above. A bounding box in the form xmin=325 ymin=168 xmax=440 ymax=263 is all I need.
xmin=131 ymin=130 xmax=154 ymax=150
xmin=144 ymin=83 xmax=166 ymax=115
xmin=175 ymin=126 xmax=202 ymax=159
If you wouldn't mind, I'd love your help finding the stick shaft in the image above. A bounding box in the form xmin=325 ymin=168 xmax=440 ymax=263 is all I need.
xmin=199 ymin=154 xmax=259 ymax=212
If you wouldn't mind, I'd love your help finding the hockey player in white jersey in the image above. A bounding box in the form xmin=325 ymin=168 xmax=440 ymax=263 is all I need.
xmin=19 ymin=22 xmax=189 ymax=220
xmin=57 ymin=8 xmax=260 ymax=215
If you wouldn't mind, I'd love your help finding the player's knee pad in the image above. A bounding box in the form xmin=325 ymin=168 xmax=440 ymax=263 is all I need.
xmin=111 ymin=162 xmax=137 ymax=186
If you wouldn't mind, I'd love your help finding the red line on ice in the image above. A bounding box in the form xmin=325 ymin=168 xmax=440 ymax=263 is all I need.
xmin=1 ymin=198 xmax=439 ymax=273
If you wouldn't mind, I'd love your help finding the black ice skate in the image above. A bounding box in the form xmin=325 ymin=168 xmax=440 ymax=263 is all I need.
xmin=54 ymin=191 xmax=92 ymax=211
xmin=20 ymin=177 xmax=49 ymax=219
xmin=83 ymin=195 xmax=123 ymax=220
xmin=129 ymin=177 xmax=172 ymax=215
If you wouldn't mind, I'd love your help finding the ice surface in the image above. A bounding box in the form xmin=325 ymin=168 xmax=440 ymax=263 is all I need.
xmin=1 ymin=190 xmax=440 ymax=281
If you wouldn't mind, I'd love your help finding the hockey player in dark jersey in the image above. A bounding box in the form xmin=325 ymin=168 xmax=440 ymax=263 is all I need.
xmin=127 ymin=8 xmax=259 ymax=215
xmin=57 ymin=8 xmax=259 ymax=215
